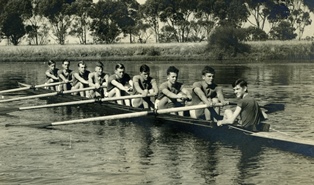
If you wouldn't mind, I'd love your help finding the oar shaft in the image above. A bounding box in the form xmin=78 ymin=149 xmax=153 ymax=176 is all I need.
xmin=19 ymin=99 xmax=97 ymax=110
xmin=0 ymin=86 xmax=32 ymax=94
xmin=34 ymin=81 xmax=66 ymax=88
xmin=48 ymin=103 xmax=224 ymax=126
xmin=0 ymin=92 xmax=58 ymax=103
xmin=0 ymin=86 xmax=104 ymax=103
xmin=18 ymin=94 xmax=153 ymax=110
xmin=0 ymin=82 xmax=67 ymax=94
xmin=50 ymin=111 xmax=153 ymax=126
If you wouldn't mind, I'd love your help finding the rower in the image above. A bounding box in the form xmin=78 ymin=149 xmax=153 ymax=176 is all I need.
xmin=58 ymin=60 xmax=73 ymax=91
xmin=155 ymin=66 xmax=192 ymax=116
xmin=190 ymin=66 xmax=228 ymax=121
xmin=71 ymin=61 xmax=90 ymax=97
xmin=131 ymin=64 xmax=158 ymax=109
xmin=217 ymin=79 xmax=269 ymax=132
xmin=45 ymin=60 xmax=59 ymax=90
xmin=88 ymin=61 xmax=109 ymax=98
xmin=107 ymin=63 xmax=133 ymax=106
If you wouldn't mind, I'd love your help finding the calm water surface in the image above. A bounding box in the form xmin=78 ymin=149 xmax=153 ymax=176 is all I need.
xmin=0 ymin=61 xmax=314 ymax=185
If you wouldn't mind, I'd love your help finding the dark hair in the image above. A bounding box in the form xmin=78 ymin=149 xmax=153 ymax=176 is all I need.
xmin=140 ymin=64 xmax=150 ymax=73
xmin=48 ymin=60 xmax=55 ymax=66
xmin=96 ymin=61 xmax=104 ymax=67
xmin=77 ymin=61 xmax=86 ymax=67
xmin=202 ymin=66 xmax=215 ymax=75
xmin=166 ymin=66 xmax=179 ymax=75
xmin=115 ymin=63 xmax=125 ymax=70
xmin=62 ymin=60 xmax=70 ymax=64
xmin=233 ymin=78 xmax=248 ymax=88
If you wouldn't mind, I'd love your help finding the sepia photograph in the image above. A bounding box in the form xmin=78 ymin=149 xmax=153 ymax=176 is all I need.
xmin=0 ymin=0 xmax=314 ymax=184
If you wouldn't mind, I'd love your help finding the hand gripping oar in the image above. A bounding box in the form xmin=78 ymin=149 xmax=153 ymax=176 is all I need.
xmin=0 ymin=94 xmax=156 ymax=114
xmin=0 ymin=82 xmax=66 ymax=94
xmin=5 ymin=103 xmax=225 ymax=128
xmin=0 ymin=85 xmax=105 ymax=103
xmin=229 ymin=102 xmax=285 ymax=114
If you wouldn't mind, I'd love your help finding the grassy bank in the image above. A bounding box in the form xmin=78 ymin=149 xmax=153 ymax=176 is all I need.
xmin=0 ymin=41 xmax=313 ymax=62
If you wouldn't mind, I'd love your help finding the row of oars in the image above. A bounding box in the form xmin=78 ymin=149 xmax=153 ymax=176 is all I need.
xmin=0 ymin=82 xmax=285 ymax=128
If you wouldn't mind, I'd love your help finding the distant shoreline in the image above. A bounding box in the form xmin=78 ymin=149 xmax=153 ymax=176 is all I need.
xmin=0 ymin=41 xmax=313 ymax=63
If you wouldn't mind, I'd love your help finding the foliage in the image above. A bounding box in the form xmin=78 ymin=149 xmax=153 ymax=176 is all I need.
xmin=246 ymin=26 xmax=268 ymax=41
xmin=36 ymin=0 xmax=76 ymax=45
xmin=1 ymin=13 xmax=25 ymax=45
xmin=207 ymin=26 xmax=251 ymax=58
xmin=69 ymin=0 xmax=93 ymax=44
xmin=269 ymin=21 xmax=297 ymax=40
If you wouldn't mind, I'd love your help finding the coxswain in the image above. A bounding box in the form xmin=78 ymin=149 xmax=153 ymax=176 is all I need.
xmin=217 ymin=79 xmax=269 ymax=131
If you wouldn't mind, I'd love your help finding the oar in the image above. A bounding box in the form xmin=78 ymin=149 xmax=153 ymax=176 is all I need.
xmin=0 ymin=86 xmax=104 ymax=103
xmin=0 ymin=94 xmax=155 ymax=114
xmin=0 ymin=82 xmax=66 ymax=94
xmin=5 ymin=103 xmax=224 ymax=128
xmin=229 ymin=102 xmax=285 ymax=114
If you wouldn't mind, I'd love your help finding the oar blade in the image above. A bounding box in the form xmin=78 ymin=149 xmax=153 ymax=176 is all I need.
xmin=0 ymin=107 xmax=20 ymax=114
xmin=5 ymin=122 xmax=52 ymax=128
xmin=262 ymin=103 xmax=285 ymax=114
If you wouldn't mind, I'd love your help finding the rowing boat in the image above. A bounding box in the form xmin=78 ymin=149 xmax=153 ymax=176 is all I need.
xmin=9 ymin=82 xmax=314 ymax=157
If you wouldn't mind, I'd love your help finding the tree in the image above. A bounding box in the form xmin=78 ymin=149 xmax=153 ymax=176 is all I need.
xmin=269 ymin=21 xmax=297 ymax=40
xmin=116 ymin=0 xmax=140 ymax=43
xmin=37 ymin=0 xmax=76 ymax=45
xmin=70 ymin=0 xmax=93 ymax=44
xmin=208 ymin=26 xmax=251 ymax=58
xmin=1 ymin=13 xmax=25 ymax=45
xmin=267 ymin=2 xmax=290 ymax=29
xmin=140 ymin=0 xmax=163 ymax=43
xmin=287 ymin=0 xmax=312 ymax=40
xmin=244 ymin=0 xmax=272 ymax=30
xmin=0 ymin=0 xmax=32 ymax=45
xmin=211 ymin=0 xmax=250 ymax=27
xmin=89 ymin=0 xmax=122 ymax=44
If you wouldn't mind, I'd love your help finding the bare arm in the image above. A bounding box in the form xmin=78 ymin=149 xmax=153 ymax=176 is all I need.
xmin=216 ymin=86 xmax=229 ymax=105
xmin=133 ymin=76 xmax=145 ymax=94
xmin=161 ymin=88 xmax=182 ymax=99
xmin=73 ymin=73 xmax=89 ymax=85
xmin=88 ymin=73 xmax=99 ymax=88
xmin=151 ymin=79 xmax=158 ymax=96
xmin=194 ymin=87 xmax=212 ymax=105
xmin=46 ymin=70 xmax=59 ymax=80
xmin=217 ymin=106 xmax=242 ymax=126
xmin=181 ymin=86 xmax=192 ymax=100
xmin=111 ymin=80 xmax=128 ymax=91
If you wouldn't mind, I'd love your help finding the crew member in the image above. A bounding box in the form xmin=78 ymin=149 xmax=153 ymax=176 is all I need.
xmin=155 ymin=66 xmax=192 ymax=116
xmin=72 ymin=61 xmax=90 ymax=97
xmin=107 ymin=63 xmax=133 ymax=106
xmin=132 ymin=64 xmax=158 ymax=109
xmin=190 ymin=66 xmax=228 ymax=121
xmin=58 ymin=60 xmax=73 ymax=91
xmin=45 ymin=60 xmax=59 ymax=90
xmin=88 ymin=61 xmax=109 ymax=98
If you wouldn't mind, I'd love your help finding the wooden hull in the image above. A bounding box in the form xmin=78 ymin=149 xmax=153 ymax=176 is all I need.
xmin=20 ymin=84 xmax=314 ymax=157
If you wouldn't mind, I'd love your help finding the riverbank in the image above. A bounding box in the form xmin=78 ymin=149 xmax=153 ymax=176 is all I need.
xmin=0 ymin=41 xmax=313 ymax=62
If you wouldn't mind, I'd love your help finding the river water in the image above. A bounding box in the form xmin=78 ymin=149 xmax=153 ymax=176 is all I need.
xmin=0 ymin=61 xmax=314 ymax=185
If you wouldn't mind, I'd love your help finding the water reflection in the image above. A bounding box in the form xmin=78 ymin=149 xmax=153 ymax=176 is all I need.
xmin=1 ymin=61 xmax=314 ymax=184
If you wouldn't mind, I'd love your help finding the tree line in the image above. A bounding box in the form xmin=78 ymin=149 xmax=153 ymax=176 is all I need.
xmin=0 ymin=0 xmax=314 ymax=46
